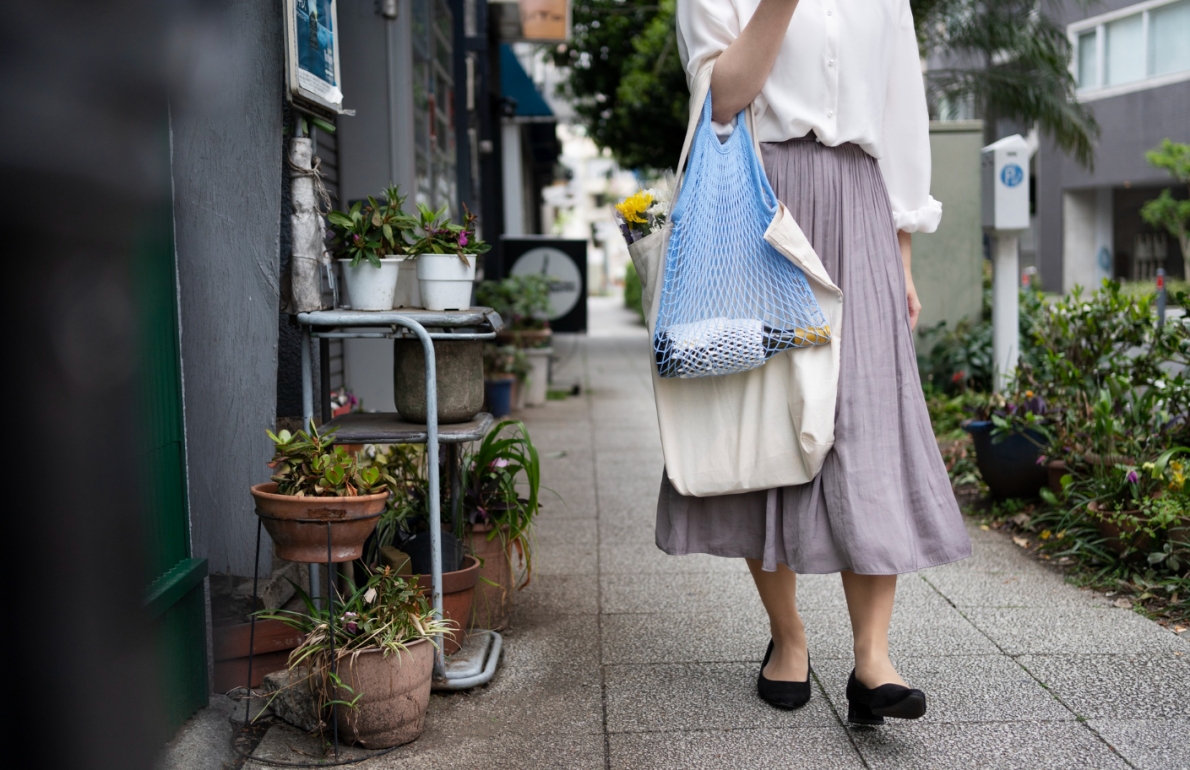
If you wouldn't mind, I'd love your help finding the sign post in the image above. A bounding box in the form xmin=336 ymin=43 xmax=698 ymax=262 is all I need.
xmin=981 ymin=135 xmax=1031 ymax=393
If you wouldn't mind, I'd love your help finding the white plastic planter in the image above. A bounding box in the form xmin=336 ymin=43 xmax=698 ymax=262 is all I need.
xmin=393 ymin=258 xmax=422 ymax=308
xmin=524 ymin=347 xmax=552 ymax=407
xmin=339 ymin=257 xmax=402 ymax=311
xmin=416 ymin=253 xmax=476 ymax=311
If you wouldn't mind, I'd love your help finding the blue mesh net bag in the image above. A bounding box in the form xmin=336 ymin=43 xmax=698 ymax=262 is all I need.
xmin=654 ymin=93 xmax=831 ymax=379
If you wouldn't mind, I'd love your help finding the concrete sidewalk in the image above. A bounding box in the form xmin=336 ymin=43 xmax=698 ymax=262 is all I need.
xmin=165 ymin=296 xmax=1189 ymax=769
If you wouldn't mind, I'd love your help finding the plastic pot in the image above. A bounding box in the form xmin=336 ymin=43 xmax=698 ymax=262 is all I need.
xmin=339 ymin=257 xmax=402 ymax=311
xmin=250 ymin=482 xmax=388 ymax=563
xmin=333 ymin=638 xmax=434 ymax=748
xmin=962 ymin=421 xmax=1047 ymax=500
xmin=485 ymin=376 xmax=515 ymax=417
xmin=392 ymin=258 xmax=422 ymax=308
xmin=392 ymin=338 xmax=484 ymax=424
xmin=414 ymin=555 xmax=480 ymax=655
xmin=416 ymin=252 xmax=476 ymax=311
xmin=524 ymin=347 xmax=552 ymax=407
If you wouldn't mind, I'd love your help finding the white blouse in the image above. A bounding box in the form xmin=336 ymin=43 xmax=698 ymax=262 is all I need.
xmin=677 ymin=0 xmax=942 ymax=233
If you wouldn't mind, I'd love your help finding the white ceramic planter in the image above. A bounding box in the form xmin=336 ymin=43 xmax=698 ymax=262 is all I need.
xmin=524 ymin=347 xmax=552 ymax=407
xmin=392 ymin=258 xmax=422 ymax=308
xmin=339 ymin=257 xmax=402 ymax=311
xmin=416 ymin=253 xmax=476 ymax=311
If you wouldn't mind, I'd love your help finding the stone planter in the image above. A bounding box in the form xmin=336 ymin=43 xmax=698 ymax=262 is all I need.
xmin=465 ymin=523 xmax=514 ymax=631
xmin=334 ymin=638 xmax=434 ymax=748
xmin=962 ymin=421 xmax=1047 ymax=500
xmin=392 ymin=338 xmax=483 ymax=424
xmin=414 ymin=555 xmax=480 ymax=655
xmin=250 ymin=483 xmax=388 ymax=563
xmin=1088 ymin=501 xmax=1152 ymax=555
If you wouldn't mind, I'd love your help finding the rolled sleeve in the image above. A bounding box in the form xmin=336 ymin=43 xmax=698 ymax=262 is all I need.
xmin=877 ymin=0 xmax=942 ymax=234
xmin=677 ymin=0 xmax=740 ymax=90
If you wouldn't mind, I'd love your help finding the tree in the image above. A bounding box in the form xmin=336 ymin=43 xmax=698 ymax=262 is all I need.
xmin=913 ymin=0 xmax=1099 ymax=167
xmin=558 ymin=0 xmax=1098 ymax=171
xmin=552 ymin=0 xmax=687 ymax=170
xmin=1140 ymin=139 xmax=1190 ymax=275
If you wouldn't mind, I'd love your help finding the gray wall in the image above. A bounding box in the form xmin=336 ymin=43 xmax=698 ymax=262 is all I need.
xmin=913 ymin=121 xmax=986 ymax=343
xmin=172 ymin=1 xmax=284 ymax=575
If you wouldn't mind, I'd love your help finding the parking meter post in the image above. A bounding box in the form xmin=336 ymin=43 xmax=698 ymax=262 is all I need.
xmin=982 ymin=134 xmax=1031 ymax=394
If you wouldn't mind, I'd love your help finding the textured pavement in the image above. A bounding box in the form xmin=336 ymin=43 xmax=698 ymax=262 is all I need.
xmin=163 ymin=296 xmax=1190 ymax=769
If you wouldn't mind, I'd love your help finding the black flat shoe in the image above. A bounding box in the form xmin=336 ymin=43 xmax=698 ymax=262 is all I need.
xmin=757 ymin=639 xmax=812 ymax=710
xmin=845 ymin=669 xmax=927 ymax=725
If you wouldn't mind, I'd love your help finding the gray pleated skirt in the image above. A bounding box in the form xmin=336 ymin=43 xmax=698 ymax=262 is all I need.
xmin=655 ymin=137 xmax=972 ymax=575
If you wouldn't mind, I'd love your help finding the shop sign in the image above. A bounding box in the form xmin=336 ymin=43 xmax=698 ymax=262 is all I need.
xmin=284 ymin=0 xmax=344 ymax=114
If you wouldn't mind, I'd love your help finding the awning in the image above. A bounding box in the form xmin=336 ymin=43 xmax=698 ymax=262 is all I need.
xmin=500 ymin=44 xmax=554 ymax=122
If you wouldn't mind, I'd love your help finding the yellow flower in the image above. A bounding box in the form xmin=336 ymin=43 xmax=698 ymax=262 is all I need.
xmin=1039 ymin=529 xmax=1052 ymax=540
xmin=1170 ymin=460 xmax=1185 ymax=491
xmin=615 ymin=190 xmax=654 ymax=225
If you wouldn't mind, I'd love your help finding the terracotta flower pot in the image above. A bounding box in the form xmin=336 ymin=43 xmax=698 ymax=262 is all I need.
xmin=1046 ymin=460 xmax=1069 ymax=496
xmin=1088 ymin=501 xmax=1152 ymax=555
xmin=1169 ymin=518 xmax=1190 ymax=546
xmin=333 ymin=638 xmax=434 ymax=749
xmin=250 ymin=483 xmax=388 ymax=563
xmin=414 ymin=555 xmax=480 ymax=655
xmin=465 ymin=523 xmax=514 ymax=631
xmin=495 ymin=328 xmax=552 ymax=348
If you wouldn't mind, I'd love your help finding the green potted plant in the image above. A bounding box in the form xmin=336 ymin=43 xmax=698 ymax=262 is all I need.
xmin=482 ymin=344 xmax=525 ymax=417
xmin=326 ymin=186 xmax=416 ymax=311
xmin=478 ymin=275 xmax=554 ymax=406
xmin=409 ymin=204 xmax=492 ymax=312
xmin=460 ymin=420 xmax=542 ymax=631
xmin=251 ymin=422 xmax=390 ymax=562
xmin=256 ymin=567 xmax=452 ymax=748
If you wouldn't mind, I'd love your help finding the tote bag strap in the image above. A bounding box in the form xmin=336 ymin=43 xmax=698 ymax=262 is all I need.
xmin=671 ymin=59 xmax=766 ymax=205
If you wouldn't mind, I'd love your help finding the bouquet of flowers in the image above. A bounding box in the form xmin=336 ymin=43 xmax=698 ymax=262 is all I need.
xmin=613 ymin=174 xmax=674 ymax=245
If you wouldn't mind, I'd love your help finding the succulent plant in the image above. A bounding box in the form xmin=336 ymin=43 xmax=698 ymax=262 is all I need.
xmin=266 ymin=421 xmax=389 ymax=497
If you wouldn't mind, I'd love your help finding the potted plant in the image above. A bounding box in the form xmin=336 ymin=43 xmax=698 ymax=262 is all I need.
xmin=962 ymin=389 xmax=1050 ymax=500
xmin=327 ymin=187 xmax=417 ymax=311
xmin=251 ymin=423 xmax=391 ymax=562
xmin=360 ymin=444 xmax=480 ymax=655
xmin=482 ymin=344 xmax=524 ymax=418
xmin=460 ymin=420 xmax=542 ymax=631
xmin=478 ymin=274 xmax=554 ymax=348
xmin=409 ymin=204 xmax=492 ymax=312
xmin=256 ymin=567 xmax=452 ymax=748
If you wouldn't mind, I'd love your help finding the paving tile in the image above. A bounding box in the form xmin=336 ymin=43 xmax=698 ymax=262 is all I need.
xmin=1018 ymin=653 xmax=1190 ymax=719
xmin=532 ymin=518 xmax=598 ymax=576
xmin=1088 ymin=717 xmax=1190 ymax=770
xmin=963 ymin=607 xmax=1189 ymax=655
xmin=602 ymin=610 xmax=770 ymax=666
xmin=601 ymin=571 xmax=765 ymax=615
xmin=426 ymin=663 xmax=603 ymax=737
xmin=608 ymin=727 xmax=865 ymax=770
xmin=794 ymin=572 xmax=951 ymax=611
xmin=367 ymin=731 xmax=606 ymax=769
xmin=800 ymin=602 xmax=1002 ymax=660
xmin=599 ymin=542 xmax=749 ymax=575
xmin=499 ymin=612 xmax=601 ymax=670
xmin=921 ymin=564 xmax=1109 ymax=608
xmin=605 ymin=662 xmax=839 ymax=732
xmin=847 ymin=721 xmax=1130 ymax=769
xmin=813 ymin=655 xmax=1073 ymax=724
xmin=512 ymin=572 xmax=599 ymax=619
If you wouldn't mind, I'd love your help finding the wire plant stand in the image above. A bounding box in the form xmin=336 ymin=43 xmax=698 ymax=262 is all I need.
xmin=232 ymin=309 xmax=505 ymax=766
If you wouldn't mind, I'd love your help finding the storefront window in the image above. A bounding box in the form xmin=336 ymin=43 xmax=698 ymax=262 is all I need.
xmin=412 ymin=0 xmax=458 ymax=216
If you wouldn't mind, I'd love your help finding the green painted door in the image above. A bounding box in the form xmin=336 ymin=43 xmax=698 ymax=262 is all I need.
xmin=138 ymin=202 xmax=209 ymax=735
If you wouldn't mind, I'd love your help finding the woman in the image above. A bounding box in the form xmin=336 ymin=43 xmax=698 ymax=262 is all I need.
xmin=656 ymin=0 xmax=973 ymax=724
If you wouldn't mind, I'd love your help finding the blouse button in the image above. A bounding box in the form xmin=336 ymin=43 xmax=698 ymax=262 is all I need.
xmin=826 ymin=8 xmax=833 ymax=16
xmin=828 ymin=59 xmax=835 ymax=67
xmin=827 ymin=109 xmax=834 ymax=117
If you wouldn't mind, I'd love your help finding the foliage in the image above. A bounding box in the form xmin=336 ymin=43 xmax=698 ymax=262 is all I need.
xmin=461 ymin=420 xmax=542 ymax=589
xmin=1139 ymin=139 xmax=1190 ymax=264
xmin=255 ymin=566 xmax=453 ymax=719
xmin=624 ymin=261 xmax=644 ymax=322
xmin=914 ymin=0 xmax=1099 ymax=167
xmin=406 ymin=204 xmax=492 ymax=265
xmin=266 ymin=422 xmax=388 ymax=497
xmin=359 ymin=444 xmax=427 ymax=565
xmin=475 ymin=275 xmax=552 ymax=331
xmin=326 ymin=186 xmax=417 ymax=268
xmin=551 ymin=0 xmax=687 ymax=169
xmin=483 ymin=344 xmax=531 ymax=380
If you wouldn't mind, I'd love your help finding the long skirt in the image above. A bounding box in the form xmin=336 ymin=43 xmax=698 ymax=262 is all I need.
xmin=655 ymin=137 xmax=972 ymax=575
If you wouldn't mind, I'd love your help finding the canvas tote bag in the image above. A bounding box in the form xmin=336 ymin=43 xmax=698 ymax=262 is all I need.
xmin=628 ymin=59 xmax=844 ymax=497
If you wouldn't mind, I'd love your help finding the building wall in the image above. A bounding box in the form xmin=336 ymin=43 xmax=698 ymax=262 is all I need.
xmin=913 ymin=121 xmax=985 ymax=342
xmin=172 ymin=1 xmax=284 ymax=575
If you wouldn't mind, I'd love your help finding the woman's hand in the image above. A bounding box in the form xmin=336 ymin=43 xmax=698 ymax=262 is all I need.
xmin=710 ymin=0 xmax=801 ymax=122
xmin=898 ymin=231 xmax=921 ymax=330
